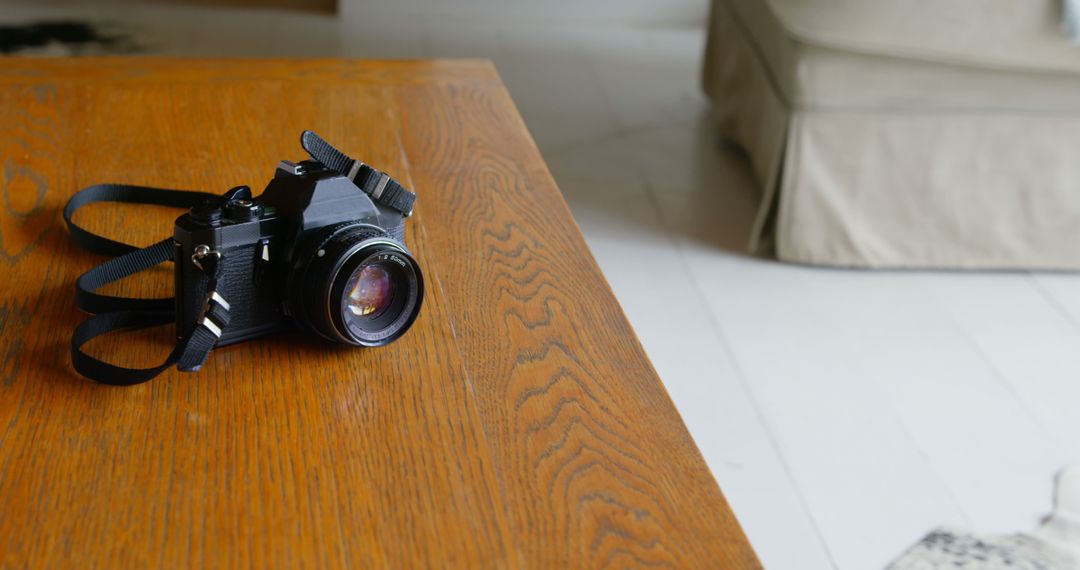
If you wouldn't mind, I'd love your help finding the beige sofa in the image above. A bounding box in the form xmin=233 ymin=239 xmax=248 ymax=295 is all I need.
xmin=705 ymin=0 xmax=1080 ymax=269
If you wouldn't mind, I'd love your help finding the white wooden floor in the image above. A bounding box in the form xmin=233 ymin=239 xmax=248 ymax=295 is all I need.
xmin=8 ymin=1 xmax=1080 ymax=568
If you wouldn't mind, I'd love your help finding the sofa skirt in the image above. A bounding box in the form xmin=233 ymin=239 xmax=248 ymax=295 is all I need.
xmin=705 ymin=0 xmax=1080 ymax=269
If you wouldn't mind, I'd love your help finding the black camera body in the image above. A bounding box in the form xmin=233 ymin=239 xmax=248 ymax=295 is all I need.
xmin=173 ymin=159 xmax=423 ymax=348
xmin=64 ymin=131 xmax=421 ymax=385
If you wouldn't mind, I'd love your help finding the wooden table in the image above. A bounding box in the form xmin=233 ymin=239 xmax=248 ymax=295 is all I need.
xmin=0 ymin=58 xmax=758 ymax=568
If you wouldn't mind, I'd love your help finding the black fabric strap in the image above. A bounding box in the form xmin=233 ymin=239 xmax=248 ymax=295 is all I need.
xmin=300 ymin=130 xmax=353 ymax=174
xmin=175 ymin=251 xmax=230 ymax=373
xmin=63 ymin=183 xmax=217 ymax=256
xmin=70 ymin=252 xmax=229 ymax=384
xmin=300 ymin=130 xmax=417 ymax=216
xmin=71 ymin=310 xmax=177 ymax=386
xmin=351 ymin=164 xmax=415 ymax=216
xmin=75 ymin=239 xmax=174 ymax=314
xmin=65 ymin=183 xmax=229 ymax=385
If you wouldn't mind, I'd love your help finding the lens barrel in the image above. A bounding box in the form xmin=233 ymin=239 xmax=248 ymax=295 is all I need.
xmin=291 ymin=222 xmax=423 ymax=346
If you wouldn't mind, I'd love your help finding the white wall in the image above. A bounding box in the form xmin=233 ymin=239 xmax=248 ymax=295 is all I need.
xmin=340 ymin=0 xmax=708 ymax=26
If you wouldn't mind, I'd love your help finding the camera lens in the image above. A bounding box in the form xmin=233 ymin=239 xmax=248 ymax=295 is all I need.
xmin=328 ymin=244 xmax=421 ymax=345
xmin=291 ymin=223 xmax=423 ymax=346
xmin=345 ymin=263 xmax=395 ymax=320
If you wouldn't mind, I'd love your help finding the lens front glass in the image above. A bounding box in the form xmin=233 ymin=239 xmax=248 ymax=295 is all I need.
xmin=344 ymin=263 xmax=395 ymax=320
xmin=335 ymin=247 xmax=420 ymax=344
xmin=294 ymin=222 xmax=422 ymax=347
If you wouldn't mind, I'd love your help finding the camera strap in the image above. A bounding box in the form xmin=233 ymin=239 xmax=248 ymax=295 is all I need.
xmin=300 ymin=130 xmax=417 ymax=216
xmin=64 ymin=183 xmax=230 ymax=385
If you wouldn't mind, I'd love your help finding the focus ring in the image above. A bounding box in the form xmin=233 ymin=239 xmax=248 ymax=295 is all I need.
xmin=288 ymin=222 xmax=423 ymax=346
xmin=290 ymin=223 xmax=390 ymax=342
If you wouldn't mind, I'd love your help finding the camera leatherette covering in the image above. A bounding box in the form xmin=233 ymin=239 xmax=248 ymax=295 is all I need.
xmin=175 ymin=242 xmax=283 ymax=346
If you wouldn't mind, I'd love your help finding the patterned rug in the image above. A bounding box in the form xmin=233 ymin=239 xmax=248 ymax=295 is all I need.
xmin=889 ymin=467 xmax=1080 ymax=570
xmin=0 ymin=21 xmax=136 ymax=56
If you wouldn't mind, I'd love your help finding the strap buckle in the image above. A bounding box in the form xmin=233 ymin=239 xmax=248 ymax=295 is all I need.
xmin=197 ymin=290 xmax=230 ymax=339
xmin=300 ymin=130 xmax=416 ymax=217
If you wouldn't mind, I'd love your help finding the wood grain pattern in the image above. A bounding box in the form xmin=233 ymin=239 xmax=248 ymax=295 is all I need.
xmin=0 ymin=58 xmax=758 ymax=569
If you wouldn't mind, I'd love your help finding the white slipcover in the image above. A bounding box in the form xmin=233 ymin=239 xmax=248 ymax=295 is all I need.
xmin=705 ymin=0 xmax=1080 ymax=268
